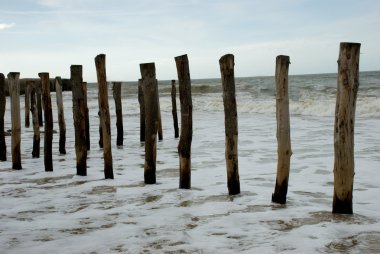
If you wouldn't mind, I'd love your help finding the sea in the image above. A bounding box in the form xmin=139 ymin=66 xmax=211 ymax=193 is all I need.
xmin=0 ymin=71 xmax=379 ymax=253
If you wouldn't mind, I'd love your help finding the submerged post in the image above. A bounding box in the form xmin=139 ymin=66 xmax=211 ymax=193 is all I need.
xmin=175 ymin=54 xmax=193 ymax=189
xmin=39 ymin=72 xmax=54 ymax=171
xmin=82 ymin=82 xmax=90 ymax=150
xmin=0 ymin=73 xmax=6 ymax=161
xmin=140 ymin=63 xmax=158 ymax=184
xmin=333 ymin=42 xmax=361 ymax=214
xmin=272 ymin=55 xmax=292 ymax=204
xmin=71 ymin=65 xmax=87 ymax=176
xmin=156 ymin=80 xmax=163 ymax=141
xmin=55 ymin=77 xmax=66 ymax=154
xmin=8 ymin=72 xmax=22 ymax=169
xmin=36 ymin=81 xmax=43 ymax=127
xmin=112 ymin=82 xmax=124 ymax=146
xmin=95 ymin=54 xmax=114 ymax=179
xmin=220 ymin=54 xmax=240 ymax=195
xmin=171 ymin=80 xmax=179 ymax=138
xmin=25 ymin=81 xmax=30 ymax=128
xmin=138 ymin=79 xmax=145 ymax=142
xmin=30 ymin=82 xmax=40 ymax=158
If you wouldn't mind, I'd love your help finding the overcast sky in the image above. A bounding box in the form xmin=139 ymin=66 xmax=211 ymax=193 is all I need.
xmin=0 ymin=0 xmax=379 ymax=81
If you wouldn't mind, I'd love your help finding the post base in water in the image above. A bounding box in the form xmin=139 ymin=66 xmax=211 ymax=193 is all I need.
xmin=333 ymin=195 xmax=353 ymax=214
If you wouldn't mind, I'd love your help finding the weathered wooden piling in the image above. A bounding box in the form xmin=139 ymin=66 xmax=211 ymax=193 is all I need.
xmin=156 ymin=80 xmax=163 ymax=141
xmin=98 ymin=110 xmax=103 ymax=148
xmin=95 ymin=54 xmax=114 ymax=179
xmin=36 ymin=81 xmax=43 ymax=127
xmin=112 ymin=82 xmax=123 ymax=146
xmin=82 ymin=82 xmax=90 ymax=150
xmin=30 ymin=82 xmax=40 ymax=158
xmin=0 ymin=73 xmax=6 ymax=161
xmin=55 ymin=77 xmax=66 ymax=154
xmin=333 ymin=42 xmax=361 ymax=214
xmin=219 ymin=54 xmax=240 ymax=195
xmin=171 ymin=80 xmax=179 ymax=138
xmin=140 ymin=63 xmax=158 ymax=184
xmin=175 ymin=54 xmax=193 ymax=189
xmin=272 ymin=55 xmax=292 ymax=204
xmin=8 ymin=72 xmax=22 ymax=169
xmin=138 ymin=79 xmax=145 ymax=142
xmin=24 ymin=82 xmax=30 ymax=128
xmin=71 ymin=65 xmax=87 ymax=176
xmin=39 ymin=72 xmax=54 ymax=172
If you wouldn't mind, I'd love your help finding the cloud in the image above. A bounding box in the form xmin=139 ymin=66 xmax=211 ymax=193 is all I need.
xmin=0 ymin=23 xmax=15 ymax=30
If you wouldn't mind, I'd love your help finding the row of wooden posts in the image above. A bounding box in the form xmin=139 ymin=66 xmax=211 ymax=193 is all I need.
xmin=0 ymin=42 xmax=360 ymax=214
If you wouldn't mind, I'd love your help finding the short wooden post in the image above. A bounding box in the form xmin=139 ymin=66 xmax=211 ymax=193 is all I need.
xmin=112 ymin=82 xmax=124 ymax=146
xmin=272 ymin=55 xmax=292 ymax=204
xmin=0 ymin=73 xmax=6 ymax=161
xmin=82 ymin=82 xmax=90 ymax=150
xmin=36 ymin=81 xmax=43 ymax=127
xmin=71 ymin=65 xmax=87 ymax=176
xmin=140 ymin=63 xmax=158 ymax=184
xmin=138 ymin=79 xmax=145 ymax=142
xmin=333 ymin=42 xmax=361 ymax=214
xmin=24 ymin=81 xmax=30 ymax=128
xmin=175 ymin=54 xmax=193 ymax=189
xmin=219 ymin=54 xmax=240 ymax=195
xmin=171 ymin=80 xmax=179 ymax=138
xmin=156 ymin=80 xmax=163 ymax=141
xmin=30 ymin=82 xmax=40 ymax=158
xmin=39 ymin=72 xmax=54 ymax=172
xmin=8 ymin=72 xmax=22 ymax=169
xmin=55 ymin=76 xmax=66 ymax=154
xmin=95 ymin=54 xmax=114 ymax=179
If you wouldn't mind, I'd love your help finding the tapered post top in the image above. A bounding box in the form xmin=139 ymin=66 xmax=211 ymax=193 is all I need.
xmin=7 ymin=72 xmax=20 ymax=79
xmin=139 ymin=63 xmax=156 ymax=79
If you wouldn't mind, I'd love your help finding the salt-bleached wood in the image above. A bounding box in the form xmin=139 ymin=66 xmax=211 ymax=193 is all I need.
xmin=219 ymin=54 xmax=240 ymax=195
xmin=272 ymin=55 xmax=292 ymax=204
xmin=333 ymin=42 xmax=361 ymax=214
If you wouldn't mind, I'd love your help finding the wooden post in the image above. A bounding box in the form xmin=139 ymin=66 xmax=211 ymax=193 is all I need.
xmin=112 ymin=82 xmax=124 ymax=146
xmin=333 ymin=42 xmax=361 ymax=214
xmin=171 ymin=80 xmax=179 ymax=138
xmin=156 ymin=80 xmax=163 ymax=141
xmin=39 ymin=72 xmax=53 ymax=172
xmin=0 ymin=73 xmax=6 ymax=161
xmin=55 ymin=76 xmax=66 ymax=154
xmin=175 ymin=54 xmax=193 ymax=189
xmin=219 ymin=54 xmax=240 ymax=195
xmin=95 ymin=54 xmax=114 ymax=179
xmin=82 ymin=82 xmax=90 ymax=150
xmin=8 ymin=72 xmax=22 ymax=169
xmin=272 ymin=55 xmax=292 ymax=204
xmin=71 ymin=65 xmax=87 ymax=176
xmin=98 ymin=110 xmax=103 ymax=148
xmin=30 ymin=82 xmax=40 ymax=158
xmin=140 ymin=63 xmax=158 ymax=184
xmin=24 ymin=81 xmax=30 ymax=128
xmin=138 ymin=79 xmax=145 ymax=142
xmin=36 ymin=81 xmax=43 ymax=127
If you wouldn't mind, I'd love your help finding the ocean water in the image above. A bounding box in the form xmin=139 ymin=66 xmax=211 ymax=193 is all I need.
xmin=0 ymin=71 xmax=379 ymax=253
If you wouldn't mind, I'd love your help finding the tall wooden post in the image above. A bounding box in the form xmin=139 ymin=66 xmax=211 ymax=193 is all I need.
xmin=219 ymin=54 xmax=240 ymax=195
xmin=30 ymin=82 xmax=40 ymax=158
xmin=39 ymin=72 xmax=53 ymax=172
xmin=175 ymin=54 xmax=193 ymax=189
xmin=112 ymin=82 xmax=123 ymax=146
xmin=138 ymin=79 xmax=145 ymax=142
xmin=0 ymin=73 xmax=6 ymax=161
xmin=25 ymin=81 xmax=30 ymax=128
xmin=71 ymin=65 xmax=87 ymax=176
xmin=140 ymin=63 xmax=158 ymax=184
xmin=82 ymin=82 xmax=90 ymax=150
xmin=333 ymin=42 xmax=361 ymax=214
xmin=272 ymin=55 xmax=292 ymax=204
xmin=171 ymin=80 xmax=179 ymax=138
xmin=95 ymin=54 xmax=114 ymax=179
xmin=8 ymin=72 xmax=22 ymax=169
xmin=156 ymin=80 xmax=163 ymax=141
xmin=36 ymin=81 xmax=43 ymax=127
xmin=55 ymin=76 xmax=66 ymax=154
